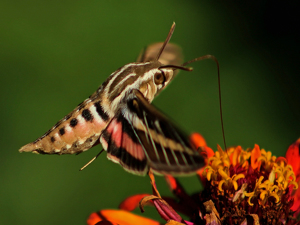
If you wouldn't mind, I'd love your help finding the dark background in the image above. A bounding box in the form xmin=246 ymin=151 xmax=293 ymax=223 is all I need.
xmin=0 ymin=1 xmax=299 ymax=224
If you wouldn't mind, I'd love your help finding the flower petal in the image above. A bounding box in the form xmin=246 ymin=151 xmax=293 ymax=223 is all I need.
xmin=285 ymin=138 xmax=300 ymax=213
xmin=286 ymin=138 xmax=300 ymax=180
xmin=165 ymin=220 xmax=187 ymax=225
xmin=190 ymin=133 xmax=207 ymax=147
xmin=229 ymin=146 xmax=239 ymax=166
xmin=87 ymin=209 xmax=160 ymax=225
xmin=190 ymin=133 xmax=214 ymax=158
xmin=190 ymin=133 xmax=214 ymax=182
xmin=251 ymin=144 xmax=261 ymax=170
xmin=119 ymin=194 xmax=151 ymax=211
xmin=291 ymin=184 xmax=300 ymax=212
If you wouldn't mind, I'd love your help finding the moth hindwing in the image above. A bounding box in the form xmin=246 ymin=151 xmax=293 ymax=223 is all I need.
xmin=19 ymin=23 xmax=205 ymax=176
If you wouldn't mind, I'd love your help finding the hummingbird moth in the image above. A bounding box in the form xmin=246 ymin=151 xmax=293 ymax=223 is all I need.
xmin=19 ymin=23 xmax=205 ymax=176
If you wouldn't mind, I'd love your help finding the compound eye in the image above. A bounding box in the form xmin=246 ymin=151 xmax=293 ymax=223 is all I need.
xmin=154 ymin=71 xmax=166 ymax=85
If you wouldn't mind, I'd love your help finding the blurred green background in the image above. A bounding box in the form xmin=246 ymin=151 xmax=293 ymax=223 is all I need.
xmin=0 ymin=1 xmax=299 ymax=224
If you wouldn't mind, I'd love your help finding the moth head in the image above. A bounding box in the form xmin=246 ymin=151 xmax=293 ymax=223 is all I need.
xmin=136 ymin=23 xmax=192 ymax=101
xmin=137 ymin=61 xmax=192 ymax=102
xmin=134 ymin=62 xmax=171 ymax=102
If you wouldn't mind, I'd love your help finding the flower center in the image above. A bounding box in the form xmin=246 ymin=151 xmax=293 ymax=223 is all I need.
xmin=200 ymin=144 xmax=298 ymax=224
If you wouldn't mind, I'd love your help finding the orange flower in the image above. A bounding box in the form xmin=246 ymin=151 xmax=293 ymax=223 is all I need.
xmin=87 ymin=134 xmax=300 ymax=225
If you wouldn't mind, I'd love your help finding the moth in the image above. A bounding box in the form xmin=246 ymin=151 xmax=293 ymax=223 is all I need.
xmin=19 ymin=23 xmax=205 ymax=176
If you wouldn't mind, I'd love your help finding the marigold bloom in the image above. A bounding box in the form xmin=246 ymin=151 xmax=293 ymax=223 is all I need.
xmin=87 ymin=135 xmax=300 ymax=225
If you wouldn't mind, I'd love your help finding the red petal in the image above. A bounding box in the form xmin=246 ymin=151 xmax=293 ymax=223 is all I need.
xmin=251 ymin=144 xmax=261 ymax=169
xmin=165 ymin=175 xmax=178 ymax=191
xmin=87 ymin=209 xmax=161 ymax=225
xmin=190 ymin=133 xmax=207 ymax=147
xmin=286 ymin=138 xmax=300 ymax=213
xmin=119 ymin=194 xmax=151 ymax=211
xmin=292 ymin=190 xmax=300 ymax=212
xmin=286 ymin=138 xmax=300 ymax=180
xmin=87 ymin=212 xmax=102 ymax=225
xmin=190 ymin=133 xmax=214 ymax=182
xmin=190 ymin=133 xmax=214 ymax=159
xmin=196 ymin=167 xmax=206 ymax=184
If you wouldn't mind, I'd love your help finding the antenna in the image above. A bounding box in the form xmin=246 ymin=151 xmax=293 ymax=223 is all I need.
xmin=156 ymin=22 xmax=176 ymax=61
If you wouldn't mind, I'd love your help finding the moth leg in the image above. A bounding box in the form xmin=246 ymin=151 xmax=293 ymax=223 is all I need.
xmin=80 ymin=149 xmax=104 ymax=171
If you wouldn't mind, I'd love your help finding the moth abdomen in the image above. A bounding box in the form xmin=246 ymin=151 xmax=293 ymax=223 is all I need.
xmin=19 ymin=101 xmax=110 ymax=155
